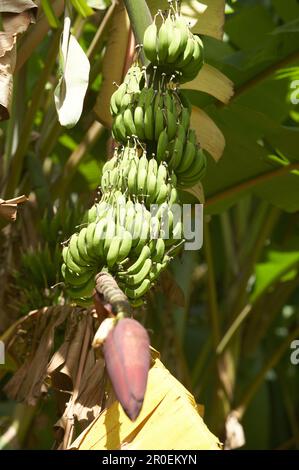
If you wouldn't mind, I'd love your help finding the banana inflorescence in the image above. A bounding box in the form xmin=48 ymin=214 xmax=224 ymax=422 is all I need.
xmin=62 ymin=0 xmax=206 ymax=307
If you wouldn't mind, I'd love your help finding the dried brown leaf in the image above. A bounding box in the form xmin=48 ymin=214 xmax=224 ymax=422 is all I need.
xmin=4 ymin=306 xmax=71 ymax=405
xmin=48 ymin=312 xmax=106 ymax=448
xmin=0 ymin=195 xmax=27 ymax=221
xmin=191 ymin=106 xmax=225 ymax=161
xmin=183 ymin=182 xmax=205 ymax=203
xmin=0 ymin=4 xmax=37 ymax=120
xmin=16 ymin=1 xmax=64 ymax=71
xmin=0 ymin=1 xmax=38 ymax=14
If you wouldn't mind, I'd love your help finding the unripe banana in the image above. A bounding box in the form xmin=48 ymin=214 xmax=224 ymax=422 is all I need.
xmin=114 ymin=82 xmax=127 ymax=109
xmin=63 ymin=265 xmax=95 ymax=287
xmin=156 ymin=182 xmax=170 ymax=205
xmin=144 ymin=103 xmax=154 ymax=140
xmin=118 ymin=258 xmax=152 ymax=287
xmin=166 ymin=109 xmax=177 ymax=141
xmin=124 ymin=278 xmax=151 ymax=300
xmin=179 ymin=147 xmax=207 ymax=182
xmin=146 ymin=171 xmax=157 ymax=204
xmin=148 ymin=157 xmax=158 ymax=175
xmin=126 ymin=245 xmax=151 ymax=274
xmin=176 ymin=140 xmax=196 ymax=174
xmin=137 ymin=167 xmax=148 ymax=197
xmin=175 ymin=17 xmax=189 ymax=57
xmin=87 ymin=205 xmax=97 ymax=224
xmin=107 ymin=236 xmax=122 ymax=268
xmin=69 ymin=234 xmax=87 ymax=266
xmin=157 ymin=128 xmax=169 ymax=163
xmin=123 ymin=107 xmax=137 ymax=136
xmin=155 ymin=107 xmax=165 ymax=141
xmin=67 ymin=273 xmax=95 ymax=299
xmin=168 ymin=136 xmax=184 ymax=171
xmin=168 ymin=26 xmax=182 ymax=63
xmin=85 ymin=222 xmax=96 ymax=258
xmin=176 ymin=36 xmax=194 ymax=69
xmin=118 ymin=230 xmax=133 ymax=262
xmin=113 ymin=113 xmax=127 ymax=142
xmin=157 ymin=19 xmax=169 ymax=63
xmin=143 ymin=23 xmax=158 ymax=63
xmin=103 ymin=219 xmax=116 ymax=256
xmin=152 ymin=237 xmax=165 ymax=262
xmin=180 ymin=107 xmax=191 ymax=131
xmin=128 ymin=161 xmax=138 ymax=195
xmin=134 ymin=105 xmax=145 ymax=140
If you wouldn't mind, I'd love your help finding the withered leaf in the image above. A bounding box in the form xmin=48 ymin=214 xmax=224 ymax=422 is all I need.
xmin=0 ymin=4 xmax=37 ymax=120
xmin=0 ymin=195 xmax=27 ymax=221
xmin=4 ymin=306 xmax=71 ymax=405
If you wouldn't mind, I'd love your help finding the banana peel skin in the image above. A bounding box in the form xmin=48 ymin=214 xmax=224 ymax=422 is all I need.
xmin=103 ymin=318 xmax=150 ymax=421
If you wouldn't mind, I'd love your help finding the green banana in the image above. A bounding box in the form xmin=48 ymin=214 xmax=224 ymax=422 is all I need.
xmin=124 ymin=278 xmax=151 ymax=300
xmin=157 ymin=19 xmax=170 ymax=63
xmin=134 ymin=105 xmax=145 ymax=140
xmin=118 ymin=258 xmax=152 ymax=287
xmin=126 ymin=245 xmax=151 ymax=274
xmin=144 ymin=103 xmax=154 ymax=140
xmin=118 ymin=230 xmax=133 ymax=262
xmin=176 ymin=139 xmax=196 ymax=174
xmin=156 ymin=129 xmax=169 ymax=163
xmin=143 ymin=23 xmax=158 ymax=63
xmin=123 ymin=107 xmax=137 ymax=136
xmin=107 ymin=236 xmax=121 ymax=268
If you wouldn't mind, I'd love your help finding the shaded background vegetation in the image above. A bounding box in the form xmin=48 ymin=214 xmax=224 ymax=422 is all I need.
xmin=1 ymin=0 xmax=299 ymax=449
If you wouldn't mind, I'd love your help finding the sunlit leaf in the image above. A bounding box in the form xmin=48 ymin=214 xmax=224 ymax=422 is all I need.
xmin=251 ymin=248 xmax=299 ymax=302
xmin=147 ymin=0 xmax=225 ymax=39
xmin=70 ymin=0 xmax=94 ymax=17
xmin=87 ymin=0 xmax=111 ymax=9
xmin=182 ymin=64 xmax=234 ymax=104
xmin=71 ymin=356 xmax=221 ymax=450
xmin=41 ymin=0 xmax=60 ymax=28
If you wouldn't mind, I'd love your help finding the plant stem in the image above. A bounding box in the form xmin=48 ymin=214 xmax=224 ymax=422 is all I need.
xmin=203 ymin=219 xmax=221 ymax=349
xmin=216 ymin=205 xmax=280 ymax=354
xmin=234 ymin=325 xmax=299 ymax=420
xmin=4 ymin=30 xmax=61 ymax=200
xmin=123 ymin=0 xmax=152 ymax=65
xmin=51 ymin=120 xmax=104 ymax=199
xmin=216 ymin=304 xmax=252 ymax=355
xmin=87 ymin=0 xmax=117 ymax=61
xmin=231 ymin=205 xmax=280 ymax=319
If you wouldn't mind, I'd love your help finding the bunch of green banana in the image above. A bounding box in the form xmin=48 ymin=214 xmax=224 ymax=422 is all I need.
xmin=161 ymin=127 xmax=207 ymax=187
xmin=143 ymin=12 xmax=204 ymax=83
xmin=112 ymin=85 xmax=191 ymax=145
xmin=117 ymin=244 xmax=171 ymax=304
xmin=110 ymin=63 xmax=143 ymax=117
xmin=100 ymin=146 xmax=179 ymax=207
xmin=61 ymin=3 xmax=210 ymax=309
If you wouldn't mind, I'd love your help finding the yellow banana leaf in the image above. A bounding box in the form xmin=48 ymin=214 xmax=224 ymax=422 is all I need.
xmin=71 ymin=355 xmax=222 ymax=450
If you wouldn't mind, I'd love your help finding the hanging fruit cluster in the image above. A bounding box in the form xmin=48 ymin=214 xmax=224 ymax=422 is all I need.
xmin=61 ymin=1 xmax=206 ymax=307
